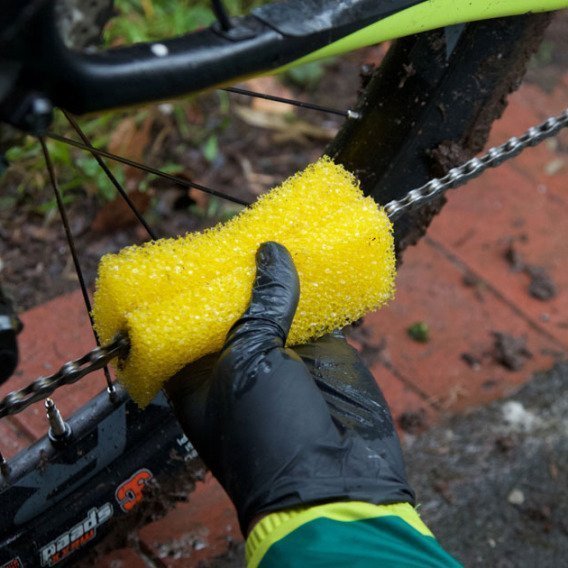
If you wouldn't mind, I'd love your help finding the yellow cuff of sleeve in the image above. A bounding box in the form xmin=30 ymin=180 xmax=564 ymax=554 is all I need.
xmin=246 ymin=501 xmax=432 ymax=568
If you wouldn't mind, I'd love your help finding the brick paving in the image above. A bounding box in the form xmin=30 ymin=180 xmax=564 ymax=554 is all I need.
xmin=3 ymin=77 xmax=566 ymax=565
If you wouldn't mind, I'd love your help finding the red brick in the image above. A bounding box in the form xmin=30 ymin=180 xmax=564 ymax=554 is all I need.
xmin=375 ymin=366 xmax=437 ymax=436
xmin=428 ymin=164 xmax=568 ymax=347
xmin=373 ymin=365 xmax=433 ymax=421
xmin=346 ymin=336 xmax=438 ymax=427
xmin=94 ymin=547 xmax=147 ymax=568
xmin=513 ymin=80 xmax=568 ymax=123
xmin=360 ymin=240 xmax=562 ymax=414
xmin=140 ymin=474 xmax=241 ymax=567
xmin=489 ymin=89 xmax=546 ymax=143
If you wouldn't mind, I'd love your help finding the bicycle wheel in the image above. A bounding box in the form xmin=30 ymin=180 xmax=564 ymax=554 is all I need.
xmin=0 ymin=2 xmax=555 ymax=565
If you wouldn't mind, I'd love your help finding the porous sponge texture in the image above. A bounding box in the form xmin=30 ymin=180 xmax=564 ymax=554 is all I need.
xmin=92 ymin=157 xmax=395 ymax=407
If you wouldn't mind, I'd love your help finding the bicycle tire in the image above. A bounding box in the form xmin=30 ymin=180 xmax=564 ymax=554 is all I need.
xmin=0 ymin=7 xmax=554 ymax=567
xmin=328 ymin=12 xmax=553 ymax=255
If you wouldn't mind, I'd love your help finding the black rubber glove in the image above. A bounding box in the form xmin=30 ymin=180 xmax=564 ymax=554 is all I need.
xmin=165 ymin=242 xmax=414 ymax=534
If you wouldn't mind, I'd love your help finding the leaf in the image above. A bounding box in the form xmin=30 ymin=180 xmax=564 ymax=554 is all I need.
xmin=0 ymin=196 xmax=17 ymax=210
xmin=141 ymin=0 xmax=155 ymax=19
xmin=242 ymin=77 xmax=296 ymax=115
xmin=284 ymin=61 xmax=326 ymax=90
xmin=108 ymin=117 xmax=137 ymax=157
xmin=202 ymin=135 xmax=219 ymax=163
xmin=233 ymin=105 xmax=337 ymax=143
xmin=107 ymin=112 xmax=154 ymax=162
xmin=407 ymin=322 xmax=430 ymax=343
xmin=90 ymin=189 xmax=151 ymax=233
xmin=189 ymin=187 xmax=210 ymax=210
xmin=237 ymin=155 xmax=278 ymax=196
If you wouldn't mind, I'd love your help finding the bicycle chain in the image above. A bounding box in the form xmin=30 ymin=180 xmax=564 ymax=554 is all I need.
xmin=0 ymin=335 xmax=128 ymax=419
xmin=384 ymin=108 xmax=568 ymax=220
xmin=0 ymin=108 xmax=566 ymax=419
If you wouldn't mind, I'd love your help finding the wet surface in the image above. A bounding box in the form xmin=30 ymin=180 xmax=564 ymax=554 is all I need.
xmin=406 ymin=362 xmax=568 ymax=567
xmin=207 ymin=363 xmax=568 ymax=567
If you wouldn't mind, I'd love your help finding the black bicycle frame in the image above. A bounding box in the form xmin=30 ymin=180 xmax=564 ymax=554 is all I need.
xmin=0 ymin=385 xmax=200 ymax=567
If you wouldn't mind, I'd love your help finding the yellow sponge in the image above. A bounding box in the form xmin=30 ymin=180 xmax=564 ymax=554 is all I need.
xmin=92 ymin=157 xmax=395 ymax=407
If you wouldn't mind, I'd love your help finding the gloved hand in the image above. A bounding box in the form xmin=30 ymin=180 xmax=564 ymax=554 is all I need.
xmin=165 ymin=242 xmax=414 ymax=535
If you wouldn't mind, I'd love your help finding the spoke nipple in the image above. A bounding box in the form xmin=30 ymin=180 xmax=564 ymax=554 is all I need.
xmin=45 ymin=398 xmax=72 ymax=444
xmin=346 ymin=109 xmax=361 ymax=120
xmin=107 ymin=384 xmax=118 ymax=404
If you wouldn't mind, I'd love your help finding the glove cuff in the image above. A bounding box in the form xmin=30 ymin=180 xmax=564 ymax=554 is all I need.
xmin=237 ymin=471 xmax=415 ymax=535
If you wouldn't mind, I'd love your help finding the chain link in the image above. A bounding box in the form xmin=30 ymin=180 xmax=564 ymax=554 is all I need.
xmin=0 ymin=108 xmax=566 ymax=419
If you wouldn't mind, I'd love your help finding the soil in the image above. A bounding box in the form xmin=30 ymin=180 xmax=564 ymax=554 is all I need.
xmin=406 ymin=362 xmax=568 ymax=567
xmin=492 ymin=332 xmax=533 ymax=372
xmin=81 ymin=460 xmax=207 ymax=567
xmin=504 ymin=241 xmax=558 ymax=302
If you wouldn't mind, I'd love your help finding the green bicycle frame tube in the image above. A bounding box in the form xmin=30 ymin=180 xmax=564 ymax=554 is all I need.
xmin=281 ymin=0 xmax=568 ymax=71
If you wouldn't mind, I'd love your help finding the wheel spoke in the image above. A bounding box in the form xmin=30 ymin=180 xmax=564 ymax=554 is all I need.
xmin=46 ymin=132 xmax=250 ymax=206
xmin=223 ymin=87 xmax=353 ymax=118
xmin=39 ymin=137 xmax=115 ymax=394
xmin=211 ymin=0 xmax=232 ymax=31
xmin=63 ymin=112 xmax=158 ymax=240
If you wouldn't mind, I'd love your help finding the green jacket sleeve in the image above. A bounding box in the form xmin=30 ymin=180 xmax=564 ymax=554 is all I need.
xmin=246 ymin=501 xmax=462 ymax=567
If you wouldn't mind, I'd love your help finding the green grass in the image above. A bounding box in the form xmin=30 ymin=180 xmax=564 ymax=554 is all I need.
xmin=105 ymin=0 xmax=264 ymax=44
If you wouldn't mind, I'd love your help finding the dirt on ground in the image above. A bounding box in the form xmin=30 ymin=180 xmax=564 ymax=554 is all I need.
xmin=406 ymin=362 xmax=568 ymax=567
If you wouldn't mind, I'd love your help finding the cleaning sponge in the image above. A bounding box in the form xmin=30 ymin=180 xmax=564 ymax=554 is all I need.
xmin=92 ymin=157 xmax=395 ymax=407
